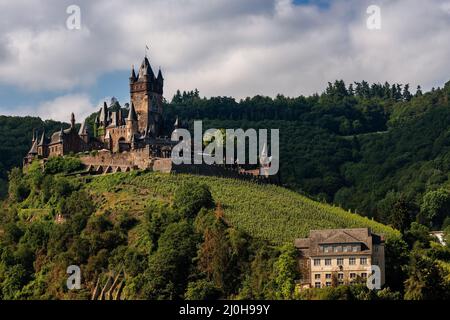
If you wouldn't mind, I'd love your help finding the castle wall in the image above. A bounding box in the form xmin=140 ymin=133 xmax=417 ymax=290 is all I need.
xmin=80 ymin=146 xmax=153 ymax=170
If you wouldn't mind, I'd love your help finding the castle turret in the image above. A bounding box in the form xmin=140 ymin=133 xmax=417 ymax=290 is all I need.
xmin=130 ymin=65 xmax=137 ymax=84
xmin=70 ymin=113 xmax=76 ymax=129
xmin=99 ymin=102 xmax=108 ymax=126
xmin=79 ymin=119 xmax=89 ymax=143
xmin=157 ymin=68 xmax=164 ymax=94
xmin=104 ymin=130 xmax=112 ymax=150
xmin=126 ymin=102 xmax=138 ymax=140
xmin=94 ymin=115 xmax=100 ymax=137
xmin=37 ymin=130 xmax=47 ymax=157
xmin=28 ymin=130 xmax=38 ymax=155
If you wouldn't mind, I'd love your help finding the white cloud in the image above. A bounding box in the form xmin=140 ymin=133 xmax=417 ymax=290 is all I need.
xmin=0 ymin=94 xmax=97 ymax=122
xmin=0 ymin=0 xmax=449 ymax=103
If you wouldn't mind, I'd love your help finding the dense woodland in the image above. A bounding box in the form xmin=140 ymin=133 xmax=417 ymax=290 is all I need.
xmin=1 ymin=161 xmax=449 ymax=299
xmin=1 ymin=80 xmax=450 ymax=299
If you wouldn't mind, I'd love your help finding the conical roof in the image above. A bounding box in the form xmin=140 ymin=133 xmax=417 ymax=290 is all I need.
xmin=127 ymin=103 xmax=138 ymax=121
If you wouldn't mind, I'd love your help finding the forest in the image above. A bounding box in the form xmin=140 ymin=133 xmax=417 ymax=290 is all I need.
xmin=1 ymin=159 xmax=448 ymax=299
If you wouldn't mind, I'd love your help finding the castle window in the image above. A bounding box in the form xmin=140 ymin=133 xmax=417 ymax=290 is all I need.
xmin=352 ymin=245 xmax=359 ymax=252
xmin=333 ymin=246 xmax=342 ymax=253
xmin=324 ymin=246 xmax=332 ymax=253
xmin=325 ymin=259 xmax=332 ymax=266
xmin=313 ymin=259 xmax=321 ymax=266
xmin=325 ymin=274 xmax=332 ymax=279
xmin=338 ymin=273 xmax=344 ymax=280
xmin=326 ymin=282 xmax=332 ymax=287
xmin=350 ymin=273 xmax=356 ymax=279
xmin=349 ymin=257 xmax=356 ymax=265
xmin=361 ymin=273 xmax=368 ymax=279
xmin=360 ymin=258 xmax=367 ymax=265
xmin=315 ymin=274 xmax=321 ymax=280
xmin=337 ymin=258 xmax=344 ymax=265
xmin=315 ymin=282 xmax=321 ymax=288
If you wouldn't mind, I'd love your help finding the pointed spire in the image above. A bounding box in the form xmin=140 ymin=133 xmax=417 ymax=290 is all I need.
xmin=32 ymin=129 xmax=36 ymax=142
xmin=70 ymin=112 xmax=75 ymax=128
xmin=79 ymin=119 xmax=88 ymax=136
xmin=130 ymin=65 xmax=137 ymax=81
xmin=28 ymin=138 xmax=38 ymax=155
xmin=157 ymin=67 xmax=164 ymax=80
xmin=138 ymin=56 xmax=154 ymax=80
xmin=38 ymin=130 xmax=46 ymax=146
xmin=99 ymin=102 xmax=108 ymax=125
xmin=127 ymin=102 xmax=138 ymax=121
xmin=174 ymin=117 xmax=179 ymax=128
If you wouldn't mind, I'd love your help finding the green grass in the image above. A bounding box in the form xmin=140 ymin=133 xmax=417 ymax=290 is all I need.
xmin=85 ymin=172 xmax=400 ymax=244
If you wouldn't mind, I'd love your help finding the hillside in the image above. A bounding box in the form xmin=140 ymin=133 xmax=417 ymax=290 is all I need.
xmin=85 ymin=172 xmax=399 ymax=244
xmin=1 ymin=81 xmax=450 ymax=231
xmin=0 ymin=164 xmax=400 ymax=300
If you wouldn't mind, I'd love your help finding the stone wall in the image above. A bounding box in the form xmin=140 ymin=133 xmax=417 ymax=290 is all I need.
xmin=80 ymin=146 xmax=153 ymax=170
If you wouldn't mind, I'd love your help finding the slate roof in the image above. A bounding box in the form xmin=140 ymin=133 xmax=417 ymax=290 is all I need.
xmin=294 ymin=228 xmax=383 ymax=257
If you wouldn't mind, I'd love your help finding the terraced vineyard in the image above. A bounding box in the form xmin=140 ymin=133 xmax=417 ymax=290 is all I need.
xmin=85 ymin=172 xmax=399 ymax=244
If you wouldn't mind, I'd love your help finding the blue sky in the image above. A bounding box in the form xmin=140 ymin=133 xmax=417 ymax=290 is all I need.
xmin=0 ymin=0 xmax=449 ymax=121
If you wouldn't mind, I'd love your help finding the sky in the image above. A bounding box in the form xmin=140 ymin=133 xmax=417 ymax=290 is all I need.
xmin=0 ymin=0 xmax=449 ymax=122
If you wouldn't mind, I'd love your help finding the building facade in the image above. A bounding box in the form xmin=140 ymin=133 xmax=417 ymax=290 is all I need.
xmin=295 ymin=228 xmax=385 ymax=289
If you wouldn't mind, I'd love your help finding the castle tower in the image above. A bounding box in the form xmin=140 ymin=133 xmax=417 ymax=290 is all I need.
xmin=37 ymin=130 xmax=47 ymax=157
xmin=79 ymin=119 xmax=89 ymax=144
xmin=130 ymin=57 xmax=164 ymax=136
xmin=126 ymin=102 xmax=138 ymax=141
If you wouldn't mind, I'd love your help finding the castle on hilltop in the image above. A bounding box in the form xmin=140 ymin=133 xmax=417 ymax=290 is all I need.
xmin=24 ymin=56 xmax=177 ymax=173
xmin=23 ymin=55 xmax=278 ymax=182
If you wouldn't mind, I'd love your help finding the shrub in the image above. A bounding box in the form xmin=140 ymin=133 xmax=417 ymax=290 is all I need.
xmin=44 ymin=157 xmax=84 ymax=175
xmin=173 ymin=182 xmax=215 ymax=219
xmin=185 ymin=279 xmax=222 ymax=300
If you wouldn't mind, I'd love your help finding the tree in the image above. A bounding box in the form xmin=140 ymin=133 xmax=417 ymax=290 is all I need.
xmin=390 ymin=196 xmax=414 ymax=233
xmin=416 ymin=85 xmax=423 ymax=96
xmin=273 ymin=245 xmax=298 ymax=300
xmin=8 ymin=167 xmax=30 ymax=202
xmin=403 ymin=84 xmax=412 ymax=101
xmin=384 ymin=237 xmax=409 ymax=292
xmin=173 ymin=182 xmax=215 ymax=219
xmin=420 ymin=188 xmax=450 ymax=229
xmin=185 ymin=279 xmax=222 ymax=300
xmin=143 ymin=221 xmax=199 ymax=299
xmin=404 ymin=222 xmax=433 ymax=248
xmin=404 ymin=249 xmax=449 ymax=300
